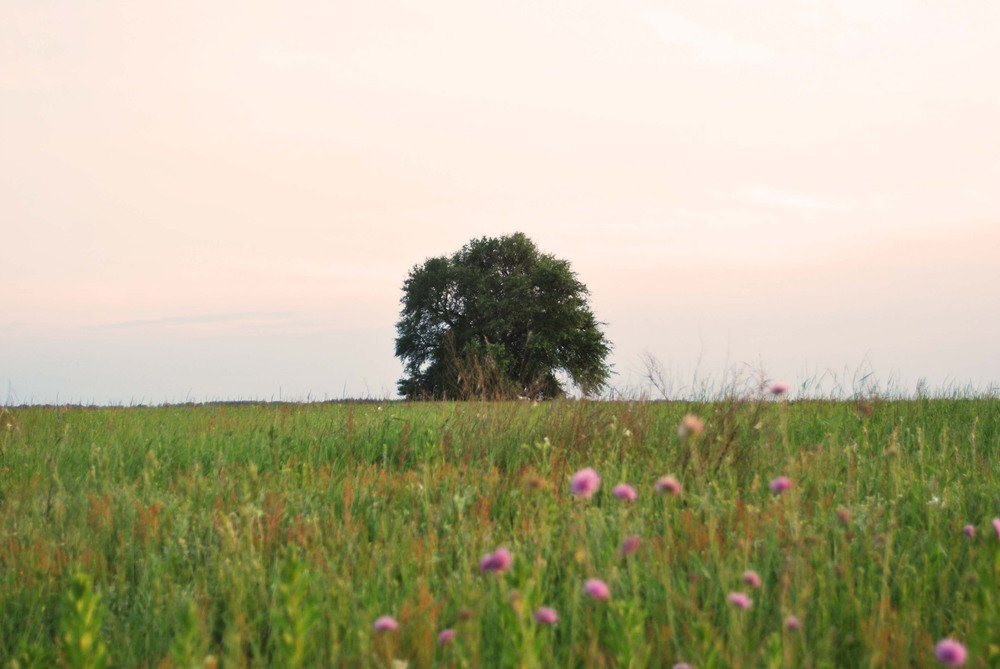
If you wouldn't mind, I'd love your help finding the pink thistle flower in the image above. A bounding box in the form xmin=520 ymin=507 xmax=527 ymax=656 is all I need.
xmin=742 ymin=570 xmax=762 ymax=588
xmin=992 ymin=518 xmax=1000 ymax=539
xmin=437 ymin=629 xmax=456 ymax=645
xmin=785 ymin=615 xmax=802 ymax=630
xmin=963 ymin=524 xmax=975 ymax=538
xmin=934 ymin=638 xmax=968 ymax=666
xmin=584 ymin=578 xmax=610 ymax=601
xmin=570 ymin=468 xmax=601 ymax=498
xmin=479 ymin=547 xmax=513 ymax=573
xmin=727 ymin=592 xmax=752 ymax=609
xmin=837 ymin=508 xmax=851 ymax=526
xmin=655 ymin=475 xmax=682 ymax=496
xmin=613 ymin=483 xmax=638 ymax=501
xmin=372 ymin=616 xmax=399 ymax=632
xmin=533 ymin=607 xmax=559 ymax=625
xmin=769 ymin=476 xmax=792 ymax=494
xmin=677 ymin=414 xmax=705 ymax=439
xmin=770 ymin=382 xmax=789 ymax=395
xmin=673 ymin=664 xmax=693 ymax=669
xmin=620 ymin=535 xmax=641 ymax=556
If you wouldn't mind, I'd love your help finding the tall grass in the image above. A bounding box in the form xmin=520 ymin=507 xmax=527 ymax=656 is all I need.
xmin=1 ymin=398 xmax=998 ymax=666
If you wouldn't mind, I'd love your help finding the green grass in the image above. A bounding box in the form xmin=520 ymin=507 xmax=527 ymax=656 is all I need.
xmin=1 ymin=398 xmax=999 ymax=667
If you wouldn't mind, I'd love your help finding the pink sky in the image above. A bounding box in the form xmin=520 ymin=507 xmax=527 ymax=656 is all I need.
xmin=2 ymin=1 xmax=998 ymax=402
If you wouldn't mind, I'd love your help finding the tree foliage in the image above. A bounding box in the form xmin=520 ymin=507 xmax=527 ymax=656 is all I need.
xmin=394 ymin=233 xmax=611 ymax=399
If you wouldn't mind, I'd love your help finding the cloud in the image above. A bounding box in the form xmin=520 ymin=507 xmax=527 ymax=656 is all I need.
xmin=637 ymin=10 xmax=773 ymax=65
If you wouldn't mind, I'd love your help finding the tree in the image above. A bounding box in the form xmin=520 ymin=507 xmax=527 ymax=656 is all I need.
xmin=394 ymin=232 xmax=611 ymax=399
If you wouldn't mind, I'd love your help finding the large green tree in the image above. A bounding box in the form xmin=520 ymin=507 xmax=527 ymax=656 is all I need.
xmin=394 ymin=233 xmax=611 ymax=399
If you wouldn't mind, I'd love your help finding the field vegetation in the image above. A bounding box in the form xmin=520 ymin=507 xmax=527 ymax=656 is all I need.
xmin=1 ymin=396 xmax=998 ymax=667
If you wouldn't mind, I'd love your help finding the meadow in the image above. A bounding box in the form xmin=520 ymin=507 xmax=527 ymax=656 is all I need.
xmin=1 ymin=396 xmax=998 ymax=667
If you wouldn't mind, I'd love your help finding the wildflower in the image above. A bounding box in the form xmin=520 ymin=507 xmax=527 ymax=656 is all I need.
xmin=584 ymin=578 xmax=610 ymax=601
xmin=673 ymin=664 xmax=693 ymax=669
xmin=479 ymin=547 xmax=513 ymax=573
xmin=992 ymin=518 xmax=1000 ymax=539
xmin=934 ymin=638 xmax=968 ymax=666
xmin=837 ymin=508 xmax=851 ymax=525
xmin=785 ymin=615 xmax=802 ymax=630
xmin=533 ymin=607 xmax=559 ymax=625
xmin=727 ymin=592 xmax=752 ymax=609
xmin=769 ymin=476 xmax=792 ymax=494
xmin=437 ymin=629 xmax=456 ymax=645
xmin=620 ymin=535 xmax=641 ymax=556
xmin=963 ymin=524 xmax=975 ymax=538
xmin=655 ymin=475 xmax=682 ymax=496
xmin=770 ymin=382 xmax=789 ymax=395
xmin=570 ymin=468 xmax=601 ymax=498
xmin=742 ymin=570 xmax=762 ymax=588
xmin=373 ymin=616 xmax=399 ymax=632
xmin=677 ymin=414 xmax=705 ymax=439
xmin=613 ymin=483 xmax=638 ymax=501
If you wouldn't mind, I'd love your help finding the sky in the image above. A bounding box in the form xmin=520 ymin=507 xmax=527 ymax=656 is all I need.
xmin=2 ymin=0 xmax=999 ymax=404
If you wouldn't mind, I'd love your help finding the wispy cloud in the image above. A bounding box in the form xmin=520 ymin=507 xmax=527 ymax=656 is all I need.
xmin=637 ymin=10 xmax=773 ymax=65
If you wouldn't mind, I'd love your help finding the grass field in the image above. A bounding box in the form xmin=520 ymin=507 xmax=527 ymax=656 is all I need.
xmin=1 ymin=397 xmax=999 ymax=667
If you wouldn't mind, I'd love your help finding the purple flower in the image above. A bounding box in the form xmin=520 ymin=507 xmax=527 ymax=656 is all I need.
xmin=673 ymin=664 xmax=693 ymax=669
xmin=372 ymin=615 xmax=399 ymax=632
xmin=785 ymin=615 xmax=802 ymax=630
xmin=533 ymin=607 xmax=559 ymax=625
xmin=934 ymin=638 xmax=968 ymax=666
xmin=963 ymin=524 xmax=975 ymax=538
xmin=437 ymin=629 xmax=456 ymax=645
xmin=727 ymin=592 xmax=752 ymax=609
xmin=620 ymin=535 xmax=642 ymax=556
xmin=584 ymin=578 xmax=610 ymax=601
xmin=992 ymin=518 xmax=1000 ymax=540
xmin=479 ymin=547 xmax=513 ymax=573
xmin=570 ymin=468 xmax=601 ymax=498
xmin=742 ymin=570 xmax=762 ymax=588
xmin=677 ymin=414 xmax=705 ymax=439
xmin=770 ymin=382 xmax=789 ymax=395
xmin=655 ymin=475 xmax=682 ymax=496
xmin=769 ymin=476 xmax=792 ymax=494
xmin=613 ymin=483 xmax=638 ymax=501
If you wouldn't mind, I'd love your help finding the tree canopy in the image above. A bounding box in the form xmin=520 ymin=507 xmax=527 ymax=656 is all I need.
xmin=394 ymin=233 xmax=611 ymax=399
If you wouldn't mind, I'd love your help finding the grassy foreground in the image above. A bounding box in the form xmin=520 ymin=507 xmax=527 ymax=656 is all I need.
xmin=1 ymin=398 xmax=999 ymax=667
